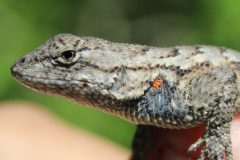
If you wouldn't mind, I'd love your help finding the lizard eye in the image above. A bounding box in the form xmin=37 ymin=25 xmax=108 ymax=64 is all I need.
xmin=62 ymin=50 xmax=76 ymax=60
xmin=54 ymin=50 xmax=81 ymax=65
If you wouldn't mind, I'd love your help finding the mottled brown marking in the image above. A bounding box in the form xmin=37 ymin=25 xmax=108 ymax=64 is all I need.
xmin=194 ymin=45 xmax=204 ymax=55
xmin=171 ymin=48 xmax=180 ymax=57
xmin=73 ymin=40 xmax=80 ymax=47
xmin=58 ymin=38 xmax=66 ymax=45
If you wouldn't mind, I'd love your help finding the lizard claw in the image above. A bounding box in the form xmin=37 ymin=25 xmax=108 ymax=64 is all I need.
xmin=188 ymin=137 xmax=204 ymax=153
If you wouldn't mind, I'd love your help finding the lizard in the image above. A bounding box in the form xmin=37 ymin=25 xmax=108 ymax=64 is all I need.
xmin=11 ymin=33 xmax=240 ymax=160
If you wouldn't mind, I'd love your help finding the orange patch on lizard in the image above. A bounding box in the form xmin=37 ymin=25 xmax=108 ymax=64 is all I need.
xmin=151 ymin=77 xmax=164 ymax=88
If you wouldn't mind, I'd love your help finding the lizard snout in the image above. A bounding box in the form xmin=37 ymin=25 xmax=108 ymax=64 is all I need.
xmin=11 ymin=54 xmax=32 ymax=77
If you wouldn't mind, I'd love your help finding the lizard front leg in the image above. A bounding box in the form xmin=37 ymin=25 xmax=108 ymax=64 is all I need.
xmin=131 ymin=125 xmax=151 ymax=160
xmin=188 ymin=81 xmax=237 ymax=160
xmin=132 ymin=67 xmax=238 ymax=160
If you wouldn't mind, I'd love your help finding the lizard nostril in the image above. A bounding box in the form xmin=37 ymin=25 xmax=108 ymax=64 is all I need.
xmin=20 ymin=57 xmax=26 ymax=64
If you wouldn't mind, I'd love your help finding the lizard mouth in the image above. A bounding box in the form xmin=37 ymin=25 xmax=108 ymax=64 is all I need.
xmin=11 ymin=66 xmax=100 ymax=97
xmin=11 ymin=69 xmax=67 ymax=94
xmin=11 ymin=66 xmax=66 ymax=84
xmin=11 ymin=70 xmax=90 ymax=89
xmin=11 ymin=64 xmax=89 ymax=85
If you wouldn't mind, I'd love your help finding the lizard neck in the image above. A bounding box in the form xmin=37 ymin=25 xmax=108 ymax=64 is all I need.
xmin=121 ymin=83 xmax=201 ymax=129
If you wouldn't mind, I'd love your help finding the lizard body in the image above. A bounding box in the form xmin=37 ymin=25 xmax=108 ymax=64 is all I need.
xmin=11 ymin=34 xmax=240 ymax=160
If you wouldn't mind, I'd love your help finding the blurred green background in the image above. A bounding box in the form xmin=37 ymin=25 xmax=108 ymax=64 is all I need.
xmin=1 ymin=0 xmax=240 ymax=148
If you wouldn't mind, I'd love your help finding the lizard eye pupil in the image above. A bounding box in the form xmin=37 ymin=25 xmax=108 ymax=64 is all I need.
xmin=62 ymin=50 xmax=76 ymax=60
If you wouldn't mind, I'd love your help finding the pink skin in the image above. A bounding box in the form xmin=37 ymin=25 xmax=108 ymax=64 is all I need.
xmin=141 ymin=114 xmax=240 ymax=160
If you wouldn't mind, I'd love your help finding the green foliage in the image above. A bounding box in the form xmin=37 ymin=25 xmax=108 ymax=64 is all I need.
xmin=1 ymin=0 xmax=240 ymax=148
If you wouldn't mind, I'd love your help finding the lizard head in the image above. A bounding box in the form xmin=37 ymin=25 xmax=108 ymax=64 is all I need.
xmin=11 ymin=34 xmax=141 ymax=108
xmin=11 ymin=33 xmax=178 ymax=123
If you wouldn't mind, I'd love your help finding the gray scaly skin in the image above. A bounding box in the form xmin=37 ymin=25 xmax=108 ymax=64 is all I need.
xmin=11 ymin=34 xmax=240 ymax=160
